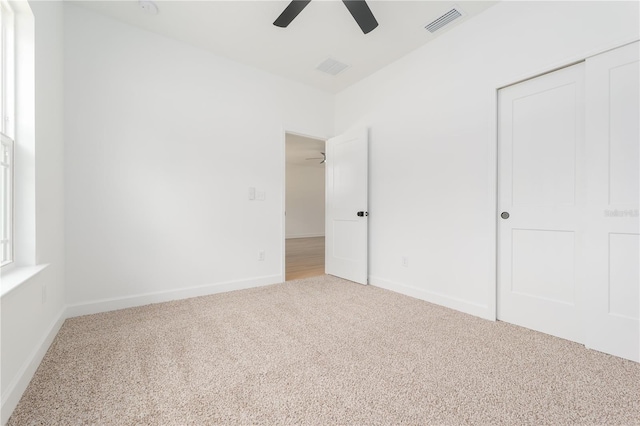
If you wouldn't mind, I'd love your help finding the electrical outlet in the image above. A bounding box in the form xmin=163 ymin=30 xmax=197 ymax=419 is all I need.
xmin=256 ymin=190 xmax=265 ymax=201
xmin=402 ymin=256 xmax=409 ymax=268
xmin=258 ymin=250 xmax=265 ymax=261
xmin=248 ymin=187 xmax=256 ymax=200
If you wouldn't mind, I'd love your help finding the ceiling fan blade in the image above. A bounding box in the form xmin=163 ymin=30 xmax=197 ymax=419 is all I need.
xmin=273 ymin=0 xmax=312 ymax=28
xmin=306 ymin=152 xmax=326 ymax=163
xmin=342 ymin=0 xmax=378 ymax=34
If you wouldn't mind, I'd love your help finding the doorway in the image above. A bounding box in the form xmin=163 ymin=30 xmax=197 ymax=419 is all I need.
xmin=284 ymin=133 xmax=326 ymax=280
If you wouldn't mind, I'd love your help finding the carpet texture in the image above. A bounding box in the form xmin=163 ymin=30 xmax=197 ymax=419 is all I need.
xmin=8 ymin=275 xmax=640 ymax=425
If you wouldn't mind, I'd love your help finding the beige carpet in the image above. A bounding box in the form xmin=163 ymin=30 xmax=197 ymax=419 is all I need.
xmin=8 ymin=275 xmax=640 ymax=425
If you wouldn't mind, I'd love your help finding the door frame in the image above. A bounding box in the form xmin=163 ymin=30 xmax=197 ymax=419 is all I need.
xmin=490 ymin=38 xmax=640 ymax=320
xmin=281 ymin=128 xmax=329 ymax=282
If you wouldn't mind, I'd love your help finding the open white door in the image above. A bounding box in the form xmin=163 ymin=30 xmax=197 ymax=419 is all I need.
xmin=583 ymin=42 xmax=639 ymax=362
xmin=325 ymin=128 xmax=368 ymax=284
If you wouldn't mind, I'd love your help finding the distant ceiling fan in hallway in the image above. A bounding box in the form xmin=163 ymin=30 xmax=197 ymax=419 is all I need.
xmin=273 ymin=0 xmax=379 ymax=34
xmin=305 ymin=152 xmax=326 ymax=164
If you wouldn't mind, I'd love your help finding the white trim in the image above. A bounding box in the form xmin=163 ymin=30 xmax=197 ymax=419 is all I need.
xmin=281 ymin=128 xmax=287 ymax=281
xmin=1 ymin=0 xmax=15 ymax=139
xmin=496 ymin=37 xmax=640 ymax=91
xmin=0 ymin=263 xmax=47 ymax=297
xmin=0 ymin=133 xmax=13 ymax=267
xmin=485 ymin=87 xmax=498 ymax=321
xmin=66 ymin=274 xmax=283 ymax=318
xmin=1 ymin=306 xmax=66 ymax=426
xmin=12 ymin=0 xmax=35 ymax=268
xmin=369 ymin=276 xmax=492 ymax=320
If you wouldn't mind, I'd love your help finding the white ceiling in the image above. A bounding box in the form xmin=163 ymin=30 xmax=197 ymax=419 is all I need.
xmin=72 ymin=0 xmax=498 ymax=93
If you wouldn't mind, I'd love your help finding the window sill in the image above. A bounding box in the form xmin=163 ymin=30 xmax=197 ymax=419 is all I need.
xmin=1 ymin=264 xmax=49 ymax=298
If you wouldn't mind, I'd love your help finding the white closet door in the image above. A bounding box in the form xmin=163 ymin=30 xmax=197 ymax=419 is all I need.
xmin=498 ymin=63 xmax=585 ymax=343
xmin=583 ymin=42 xmax=639 ymax=362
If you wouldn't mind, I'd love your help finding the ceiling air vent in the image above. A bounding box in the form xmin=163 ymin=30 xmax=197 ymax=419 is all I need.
xmin=425 ymin=8 xmax=463 ymax=33
xmin=316 ymin=58 xmax=350 ymax=76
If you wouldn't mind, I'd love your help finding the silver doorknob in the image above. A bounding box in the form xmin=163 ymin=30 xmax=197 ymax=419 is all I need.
xmin=501 ymin=212 xmax=510 ymax=219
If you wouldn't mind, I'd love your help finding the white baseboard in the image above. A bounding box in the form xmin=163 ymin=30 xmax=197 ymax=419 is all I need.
xmin=66 ymin=274 xmax=283 ymax=318
xmin=1 ymin=307 xmax=66 ymax=426
xmin=285 ymin=234 xmax=325 ymax=239
xmin=369 ymin=276 xmax=493 ymax=320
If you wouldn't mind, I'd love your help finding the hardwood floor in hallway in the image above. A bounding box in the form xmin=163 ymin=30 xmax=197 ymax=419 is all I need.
xmin=285 ymin=237 xmax=325 ymax=281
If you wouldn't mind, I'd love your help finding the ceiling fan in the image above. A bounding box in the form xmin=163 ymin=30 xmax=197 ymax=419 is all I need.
xmin=274 ymin=0 xmax=379 ymax=34
xmin=305 ymin=152 xmax=326 ymax=164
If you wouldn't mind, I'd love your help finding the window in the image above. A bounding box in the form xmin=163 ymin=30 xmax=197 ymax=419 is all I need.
xmin=0 ymin=0 xmax=14 ymax=267
xmin=1 ymin=134 xmax=11 ymax=266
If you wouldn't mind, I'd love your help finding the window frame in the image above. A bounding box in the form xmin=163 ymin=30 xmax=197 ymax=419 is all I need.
xmin=0 ymin=0 xmax=14 ymax=268
xmin=1 ymin=133 xmax=12 ymax=266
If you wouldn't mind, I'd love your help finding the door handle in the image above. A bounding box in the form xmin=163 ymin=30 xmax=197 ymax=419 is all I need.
xmin=501 ymin=212 xmax=510 ymax=219
xmin=357 ymin=211 xmax=369 ymax=217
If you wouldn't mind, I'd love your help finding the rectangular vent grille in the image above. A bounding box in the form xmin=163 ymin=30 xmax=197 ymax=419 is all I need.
xmin=425 ymin=8 xmax=462 ymax=33
xmin=316 ymin=58 xmax=349 ymax=76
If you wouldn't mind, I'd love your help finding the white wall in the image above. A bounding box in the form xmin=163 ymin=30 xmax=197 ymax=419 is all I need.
xmin=1 ymin=1 xmax=66 ymax=422
xmin=64 ymin=4 xmax=334 ymax=313
xmin=285 ymin=135 xmax=325 ymax=239
xmin=285 ymin=163 xmax=325 ymax=238
xmin=335 ymin=1 xmax=640 ymax=319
